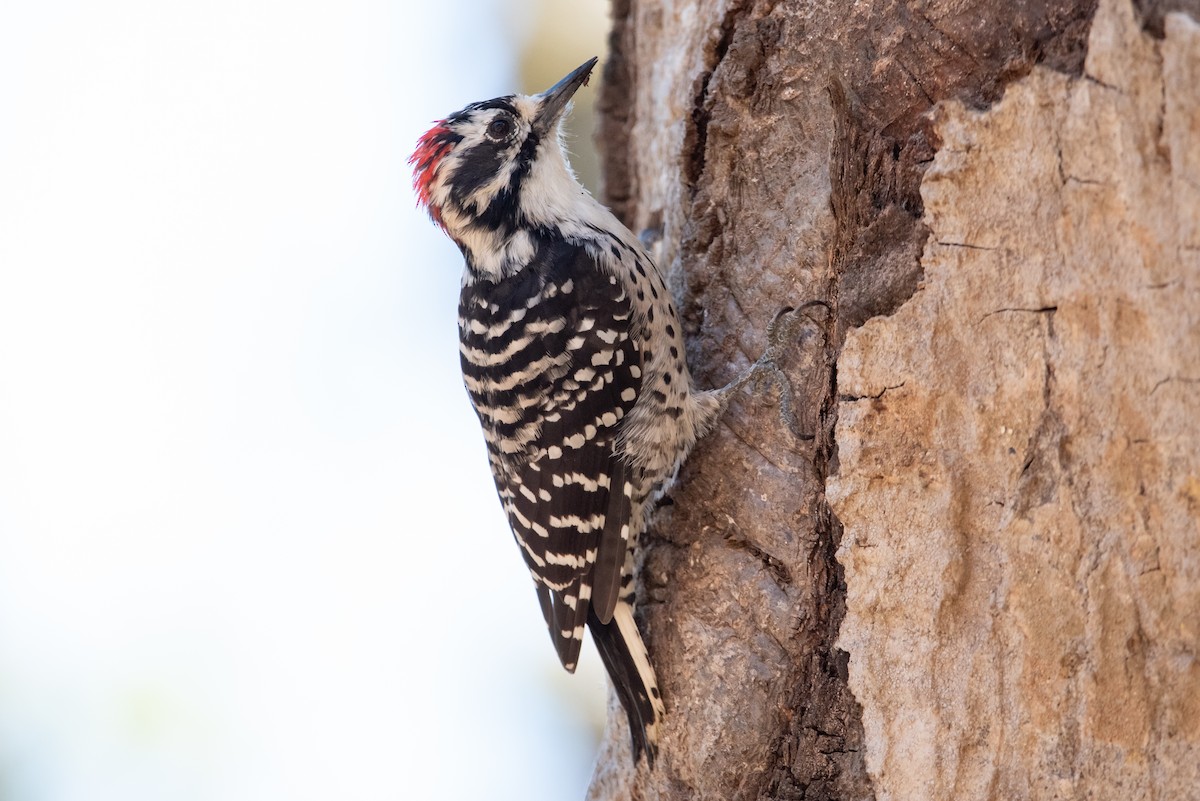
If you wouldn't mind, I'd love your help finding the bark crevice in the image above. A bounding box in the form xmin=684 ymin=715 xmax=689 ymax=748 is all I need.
xmin=581 ymin=0 xmax=1196 ymax=799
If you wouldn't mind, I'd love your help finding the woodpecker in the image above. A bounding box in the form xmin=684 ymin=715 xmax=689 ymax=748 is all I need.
xmin=410 ymin=58 xmax=820 ymax=764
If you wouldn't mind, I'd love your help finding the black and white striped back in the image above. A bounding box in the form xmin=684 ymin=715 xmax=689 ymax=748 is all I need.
xmin=459 ymin=234 xmax=642 ymax=671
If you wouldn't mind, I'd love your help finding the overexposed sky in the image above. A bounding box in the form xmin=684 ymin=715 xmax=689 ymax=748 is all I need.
xmin=0 ymin=2 xmax=608 ymax=799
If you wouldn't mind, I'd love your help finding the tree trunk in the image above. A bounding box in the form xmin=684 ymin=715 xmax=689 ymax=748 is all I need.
xmin=588 ymin=0 xmax=1200 ymax=798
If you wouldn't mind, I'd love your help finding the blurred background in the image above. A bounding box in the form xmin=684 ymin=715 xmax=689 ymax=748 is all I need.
xmin=0 ymin=1 xmax=613 ymax=799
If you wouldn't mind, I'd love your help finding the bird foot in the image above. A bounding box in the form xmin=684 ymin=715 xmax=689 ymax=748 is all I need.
xmin=718 ymin=301 xmax=831 ymax=438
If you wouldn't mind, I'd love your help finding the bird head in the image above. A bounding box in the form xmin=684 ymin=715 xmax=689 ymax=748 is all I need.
xmin=409 ymin=58 xmax=598 ymax=273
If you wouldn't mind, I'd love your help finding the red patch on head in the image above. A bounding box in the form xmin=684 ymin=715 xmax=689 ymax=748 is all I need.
xmin=409 ymin=121 xmax=456 ymax=227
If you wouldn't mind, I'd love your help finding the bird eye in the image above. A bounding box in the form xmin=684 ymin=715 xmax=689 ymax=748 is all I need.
xmin=486 ymin=117 xmax=513 ymax=141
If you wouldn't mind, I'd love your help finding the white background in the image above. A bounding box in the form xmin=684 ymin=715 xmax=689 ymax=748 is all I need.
xmin=0 ymin=1 xmax=609 ymax=799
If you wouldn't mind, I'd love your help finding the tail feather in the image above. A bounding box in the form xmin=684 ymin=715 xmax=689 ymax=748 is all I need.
xmin=587 ymin=602 xmax=664 ymax=765
xmin=535 ymin=582 xmax=589 ymax=672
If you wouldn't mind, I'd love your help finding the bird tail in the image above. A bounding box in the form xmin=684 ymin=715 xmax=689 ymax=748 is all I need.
xmin=587 ymin=601 xmax=664 ymax=765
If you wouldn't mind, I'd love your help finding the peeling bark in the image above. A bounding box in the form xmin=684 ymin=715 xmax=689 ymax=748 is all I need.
xmin=590 ymin=0 xmax=1199 ymax=799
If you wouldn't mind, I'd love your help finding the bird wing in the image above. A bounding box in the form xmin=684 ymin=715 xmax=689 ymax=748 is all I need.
xmin=459 ymin=239 xmax=642 ymax=672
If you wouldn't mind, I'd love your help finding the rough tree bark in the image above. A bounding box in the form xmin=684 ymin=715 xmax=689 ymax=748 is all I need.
xmin=587 ymin=0 xmax=1200 ymax=799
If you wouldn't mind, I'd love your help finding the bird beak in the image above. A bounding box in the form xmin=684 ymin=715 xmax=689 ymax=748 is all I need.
xmin=533 ymin=57 xmax=598 ymax=135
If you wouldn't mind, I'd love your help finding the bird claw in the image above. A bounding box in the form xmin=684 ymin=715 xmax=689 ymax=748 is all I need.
xmin=747 ymin=301 xmax=831 ymax=438
xmin=766 ymin=301 xmax=832 ymax=350
xmin=712 ymin=300 xmax=831 ymax=437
